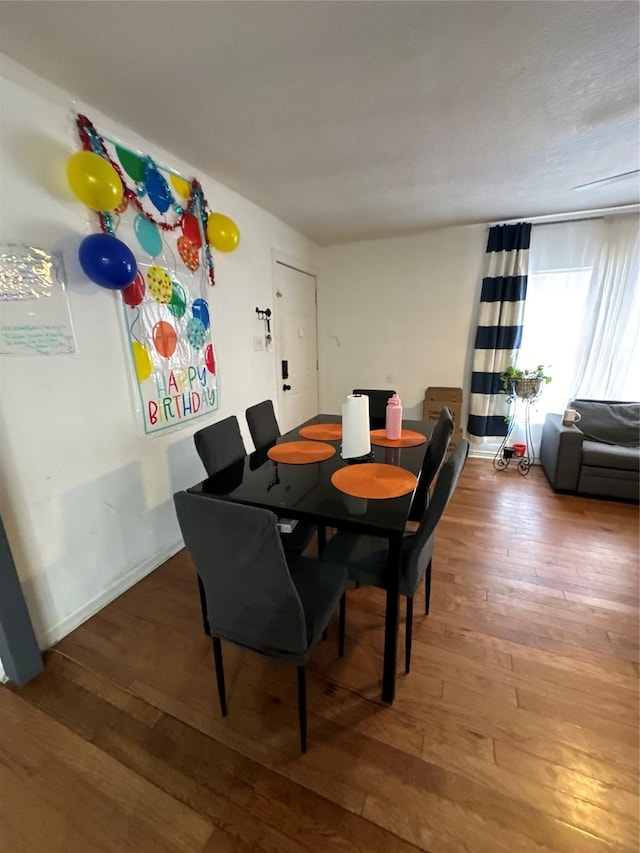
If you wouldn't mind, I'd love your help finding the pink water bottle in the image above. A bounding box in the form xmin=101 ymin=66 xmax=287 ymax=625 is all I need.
xmin=385 ymin=393 xmax=402 ymax=440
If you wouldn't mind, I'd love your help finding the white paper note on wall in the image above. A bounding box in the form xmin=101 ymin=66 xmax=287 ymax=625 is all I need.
xmin=0 ymin=243 xmax=76 ymax=356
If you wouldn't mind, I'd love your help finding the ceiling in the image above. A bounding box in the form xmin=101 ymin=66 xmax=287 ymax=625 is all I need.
xmin=1 ymin=1 xmax=638 ymax=245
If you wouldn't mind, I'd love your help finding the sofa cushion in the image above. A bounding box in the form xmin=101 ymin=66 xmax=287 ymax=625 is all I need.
xmin=572 ymin=400 xmax=640 ymax=447
xmin=578 ymin=470 xmax=639 ymax=501
xmin=581 ymin=440 xmax=640 ymax=472
xmin=581 ymin=465 xmax=638 ymax=482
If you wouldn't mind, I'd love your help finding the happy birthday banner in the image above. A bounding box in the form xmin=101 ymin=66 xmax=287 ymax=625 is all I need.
xmin=70 ymin=115 xmax=241 ymax=434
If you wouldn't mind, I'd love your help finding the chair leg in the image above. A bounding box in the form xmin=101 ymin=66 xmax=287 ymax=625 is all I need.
xmin=317 ymin=524 xmax=327 ymax=553
xmin=405 ymin=596 xmax=413 ymax=674
xmin=338 ymin=593 xmax=346 ymax=658
xmin=211 ymin=636 xmax=227 ymax=717
xmin=425 ymin=559 xmax=433 ymax=615
xmin=297 ymin=665 xmax=307 ymax=754
xmin=197 ymin=574 xmax=211 ymax=635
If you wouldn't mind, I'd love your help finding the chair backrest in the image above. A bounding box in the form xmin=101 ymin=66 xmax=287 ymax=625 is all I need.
xmin=246 ymin=399 xmax=280 ymax=450
xmin=174 ymin=492 xmax=308 ymax=658
xmin=404 ymin=439 xmax=470 ymax=594
xmin=194 ymin=415 xmax=247 ymax=477
xmin=408 ymin=407 xmax=455 ymax=521
xmin=352 ymin=389 xmax=396 ymax=425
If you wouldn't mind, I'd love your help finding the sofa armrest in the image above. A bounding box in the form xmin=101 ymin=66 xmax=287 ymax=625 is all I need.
xmin=539 ymin=414 xmax=584 ymax=491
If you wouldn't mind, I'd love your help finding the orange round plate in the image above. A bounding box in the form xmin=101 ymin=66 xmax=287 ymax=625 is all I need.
xmin=370 ymin=429 xmax=427 ymax=448
xmin=267 ymin=440 xmax=336 ymax=464
xmin=299 ymin=423 xmax=342 ymax=441
xmin=331 ymin=463 xmax=418 ymax=499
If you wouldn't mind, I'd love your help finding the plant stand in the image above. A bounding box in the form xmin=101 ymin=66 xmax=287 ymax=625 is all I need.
xmin=493 ymin=378 xmax=543 ymax=476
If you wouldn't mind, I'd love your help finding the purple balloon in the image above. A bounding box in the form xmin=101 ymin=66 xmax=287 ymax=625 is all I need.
xmin=78 ymin=233 xmax=137 ymax=290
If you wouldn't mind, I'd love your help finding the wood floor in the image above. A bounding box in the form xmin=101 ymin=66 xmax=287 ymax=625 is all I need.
xmin=2 ymin=460 xmax=638 ymax=852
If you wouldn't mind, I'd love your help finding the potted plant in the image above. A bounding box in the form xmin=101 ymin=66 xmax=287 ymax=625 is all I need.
xmin=500 ymin=364 xmax=552 ymax=402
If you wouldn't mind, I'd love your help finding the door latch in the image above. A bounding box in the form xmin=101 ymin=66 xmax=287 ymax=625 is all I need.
xmin=283 ymin=384 xmax=291 ymax=391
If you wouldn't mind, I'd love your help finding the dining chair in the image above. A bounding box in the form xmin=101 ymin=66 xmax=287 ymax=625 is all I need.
xmin=173 ymin=492 xmax=347 ymax=753
xmin=322 ymin=439 xmax=469 ymax=674
xmin=246 ymin=399 xmax=280 ymax=450
xmin=407 ymin=406 xmax=455 ymax=523
xmin=192 ymin=416 xmax=248 ymax=636
xmin=352 ymin=389 xmax=396 ymax=427
xmin=193 ymin=415 xmax=247 ymax=477
xmin=245 ymin=399 xmax=319 ymax=556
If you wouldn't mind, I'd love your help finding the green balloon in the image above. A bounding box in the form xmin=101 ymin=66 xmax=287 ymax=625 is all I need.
xmin=116 ymin=145 xmax=146 ymax=183
xmin=168 ymin=280 xmax=187 ymax=319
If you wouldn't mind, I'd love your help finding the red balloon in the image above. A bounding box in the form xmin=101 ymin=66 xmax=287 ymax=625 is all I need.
xmin=122 ymin=270 xmax=145 ymax=307
xmin=205 ymin=343 xmax=216 ymax=375
xmin=181 ymin=213 xmax=202 ymax=249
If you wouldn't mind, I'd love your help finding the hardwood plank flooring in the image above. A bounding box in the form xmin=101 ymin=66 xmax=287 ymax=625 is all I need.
xmin=2 ymin=460 xmax=638 ymax=852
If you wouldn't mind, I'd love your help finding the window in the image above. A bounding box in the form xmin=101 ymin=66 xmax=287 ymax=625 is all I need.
xmin=518 ymin=215 xmax=639 ymax=428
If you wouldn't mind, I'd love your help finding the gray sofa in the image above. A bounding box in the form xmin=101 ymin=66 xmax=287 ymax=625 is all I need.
xmin=540 ymin=399 xmax=639 ymax=502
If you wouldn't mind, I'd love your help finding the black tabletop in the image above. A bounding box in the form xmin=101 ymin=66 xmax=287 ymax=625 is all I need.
xmin=187 ymin=414 xmax=433 ymax=538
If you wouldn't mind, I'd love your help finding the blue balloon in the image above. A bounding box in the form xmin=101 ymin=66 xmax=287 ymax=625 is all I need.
xmin=145 ymin=166 xmax=171 ymax=213
xmin=192 ymin=298 xmax=210 ymax=331
xmin=134 ymin=214 xmax=162 ymax=256
xmin=78 ymin=233 xmax=137 ymax=290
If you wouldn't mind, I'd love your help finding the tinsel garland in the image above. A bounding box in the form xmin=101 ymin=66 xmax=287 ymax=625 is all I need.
xmin=74 ymin=114 xmax=215 ymax=287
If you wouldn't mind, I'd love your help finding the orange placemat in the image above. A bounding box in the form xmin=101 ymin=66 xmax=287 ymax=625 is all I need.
xmin=267 ymin=441 xmax=336 ymax=464
xmin=299 ymin=423 xmax=342 ymax=441
xmin=370 ymin=429 xmax=427 ymax=448
xmin=331 ymin=463 xmax=418 ymax=499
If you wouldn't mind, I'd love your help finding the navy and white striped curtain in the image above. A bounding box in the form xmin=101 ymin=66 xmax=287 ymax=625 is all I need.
xmin=467 ymin=222 xmax=531 ymax=440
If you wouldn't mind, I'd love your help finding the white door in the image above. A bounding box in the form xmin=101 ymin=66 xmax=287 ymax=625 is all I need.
xmin=272 ymin=261 xmax=319 ymax=433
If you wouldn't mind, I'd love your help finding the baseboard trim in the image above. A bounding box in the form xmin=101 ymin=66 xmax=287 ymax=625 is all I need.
xmin=37 ymin=539 xmax=185 ymax=651
xmin=468 ymin=448 xmax=496 ymax=459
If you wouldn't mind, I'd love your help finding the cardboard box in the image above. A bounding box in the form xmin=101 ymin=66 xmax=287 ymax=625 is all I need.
xmin=423 ymin=386 xmax=463 ymax=430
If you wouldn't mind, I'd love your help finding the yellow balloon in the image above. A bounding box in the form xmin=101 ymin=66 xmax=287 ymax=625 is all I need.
xmin=67 ymin=151 xmax=123 ymax=211
xmin=207 ymin=213 xmax=240 ymax=253
xmin=170 ymin=173 xmax=191 ymax=199
xmin=132 ymin=341 xmax=152 ymax=382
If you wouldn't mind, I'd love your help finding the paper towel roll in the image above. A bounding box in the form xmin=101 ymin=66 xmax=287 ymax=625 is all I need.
xmin=342 ymin=494 xmax=368 ymax=515
xmin=341 ymin=394 xmax=371 ymax=459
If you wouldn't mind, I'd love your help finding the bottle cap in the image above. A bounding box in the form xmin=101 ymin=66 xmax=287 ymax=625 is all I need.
xmin=388 ymin=393 xmax=401 ymax=406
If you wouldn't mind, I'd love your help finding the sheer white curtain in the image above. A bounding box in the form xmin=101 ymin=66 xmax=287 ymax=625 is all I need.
xmin=520 ymin=215 xmax=639 ymax=415
xmin=519 ymin=219 xmax=602 ymax=424
xmin=516 ymin=213 xmax=639 ymax=454
xmin=571 ymin=214 xmax=640 ymax=401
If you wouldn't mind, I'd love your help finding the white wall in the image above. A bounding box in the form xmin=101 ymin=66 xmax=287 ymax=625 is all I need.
xmin=317 ymin=226 xmax=487 ymax=420
xmin=0 ymin=56 xmax=319 ymax=651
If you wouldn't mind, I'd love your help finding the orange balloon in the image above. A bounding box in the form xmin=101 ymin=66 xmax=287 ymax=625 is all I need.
xmin=152 ymin=321 xmax=177 ymax=358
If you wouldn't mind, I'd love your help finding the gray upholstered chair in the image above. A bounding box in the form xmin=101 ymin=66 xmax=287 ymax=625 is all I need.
xmin=323 ymin=439 xmax=469 ymax=674
xmin=352 ymin=389 xmax=396 ymax=428
xmin=192 ymin=416 xmax=248 ymax=635
xmin=194 ymin=415 xmax=246 ymax=477
xmin=246 ymin=399 xmax=280 ymax=450
xmin=407 ymin=406 xmax=455 ymax=522
xmin=173 ymin=492 xmax=347 ymax=753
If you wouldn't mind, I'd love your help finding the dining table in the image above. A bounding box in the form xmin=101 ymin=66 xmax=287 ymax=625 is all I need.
xmin=187 ymin=413 xmax=433 ymax=703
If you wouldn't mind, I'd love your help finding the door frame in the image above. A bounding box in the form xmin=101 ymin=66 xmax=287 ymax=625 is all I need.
xmin=270 ymin=249 xmax=320 ymax=423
